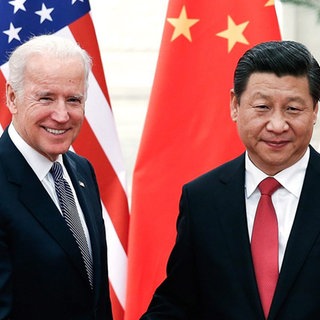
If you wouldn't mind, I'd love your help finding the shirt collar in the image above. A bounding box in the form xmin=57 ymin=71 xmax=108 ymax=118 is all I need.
xmin=245 ymin=147 xmax=309 ymax=198
xmin=8 ymin=123 xmax=63 ymax=181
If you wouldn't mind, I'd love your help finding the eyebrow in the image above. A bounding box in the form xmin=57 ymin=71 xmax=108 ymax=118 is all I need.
xmin=285 ymin=96 xmax=306 ymax=105
xmin=35 ymin=91 xmax=52 ymax=97
xmin=35 ymin=92 xmax=84 ymax=100
xmin=70 ymin=94 xmax=85 ymax=100
xmin=252 ymin=92 xmax=306 ymax=104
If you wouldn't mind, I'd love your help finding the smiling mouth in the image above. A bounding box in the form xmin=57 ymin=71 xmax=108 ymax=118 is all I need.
xmin=45 ymin=127 xmax=67 ymax=135
xmin=265 ymin=140 xmax=288 ymax=147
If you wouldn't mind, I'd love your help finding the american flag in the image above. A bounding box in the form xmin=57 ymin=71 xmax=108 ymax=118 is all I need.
xmin=0 ymin=1 xmax=129 ymax=319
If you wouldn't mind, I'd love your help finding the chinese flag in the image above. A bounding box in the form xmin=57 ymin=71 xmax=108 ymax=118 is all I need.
xmin=126 ymin=0 xmax=281 ymax=319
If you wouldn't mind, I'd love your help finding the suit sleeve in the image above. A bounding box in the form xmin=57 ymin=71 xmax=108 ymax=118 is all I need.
xmin=140 ymin=186 xmax=198 ymax=319
xmin=0 ymin=212 xmax=12 ymax=320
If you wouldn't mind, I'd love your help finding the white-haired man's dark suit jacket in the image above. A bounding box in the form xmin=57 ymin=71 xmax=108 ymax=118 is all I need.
xmin=0 ymin=129 xmax=113 ymax=320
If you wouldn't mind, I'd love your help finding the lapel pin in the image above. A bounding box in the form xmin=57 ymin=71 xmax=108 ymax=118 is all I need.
xmin=79 ymin=181 xmax=85 ymax=188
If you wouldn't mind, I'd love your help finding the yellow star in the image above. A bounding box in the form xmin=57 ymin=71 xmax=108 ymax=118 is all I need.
xmin=265 ymin=0 xmax=275 ymax=6
xmin=167 ymin=6 xmax=199 ymax=41
xmin=216 ymin=16 xmax=249 ymax=52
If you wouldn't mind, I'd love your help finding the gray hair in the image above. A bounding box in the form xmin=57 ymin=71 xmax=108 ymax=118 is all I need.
xmin=7 ymin=34 xmax=92 ymax=97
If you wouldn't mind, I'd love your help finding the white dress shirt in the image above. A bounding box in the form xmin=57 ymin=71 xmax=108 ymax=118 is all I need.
xmin=245 ymin=148 xmax=309 ymax=270
xmin=8 ymin=123 xmax=92 ymax=256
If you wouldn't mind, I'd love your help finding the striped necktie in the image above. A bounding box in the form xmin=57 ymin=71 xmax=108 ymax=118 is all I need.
xmin=50 ymin=162 xmax=93 ymax=289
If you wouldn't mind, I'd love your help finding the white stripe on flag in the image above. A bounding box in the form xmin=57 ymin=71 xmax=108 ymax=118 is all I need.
xmin=103 ymin=204 xmax=128 ymax=308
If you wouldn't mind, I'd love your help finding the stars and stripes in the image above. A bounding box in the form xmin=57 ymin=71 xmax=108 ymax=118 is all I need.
xmin=0 ymin=1 xmax=90 ymax=64
xmin=0 ymin=1 xmax=129 ymax=319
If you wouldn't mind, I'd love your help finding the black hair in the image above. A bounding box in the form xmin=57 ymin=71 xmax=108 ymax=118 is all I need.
xmin=233 ymin=40 xmax=320 ymax=105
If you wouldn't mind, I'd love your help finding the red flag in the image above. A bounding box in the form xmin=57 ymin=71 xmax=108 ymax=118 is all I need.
xmin=0 ymin=2 xmax=129 ymax=320
xmin=126 ymin=0 xmax=281 ymax=319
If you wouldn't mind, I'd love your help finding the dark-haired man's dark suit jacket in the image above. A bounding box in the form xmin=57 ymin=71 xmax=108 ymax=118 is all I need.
xmin=141 ymin=146 xmax=320 ymax=320
xmin=0 ymin=129 xmax=113 ymax=320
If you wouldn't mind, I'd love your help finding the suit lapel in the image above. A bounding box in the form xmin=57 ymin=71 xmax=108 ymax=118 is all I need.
xmin=0 ymin=131 xmax=90 ymax=287
xmin=19 ymin=179 xmax=90 ymax=284
xmin=218 ymin=154 xmax=264 ymax=318
xmin=270 ymin=147 xmax=320 ymax=319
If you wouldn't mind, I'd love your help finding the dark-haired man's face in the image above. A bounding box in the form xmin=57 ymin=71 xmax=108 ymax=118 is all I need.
xmin=230 ymin=72 xmax=318 ymax=175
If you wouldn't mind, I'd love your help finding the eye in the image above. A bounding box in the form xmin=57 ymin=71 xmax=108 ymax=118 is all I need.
xmin=39 ymin=96 xmax=53 ymax=103
xmin=68 ymin=97 xmax=80 ymax=103
xmin=254 ymin=105 xmax=269 ymax=110
xmin=287 ymin=106 xmax=300 ymax=112
xmin=67 ymin=96 xmax=83 ymax=105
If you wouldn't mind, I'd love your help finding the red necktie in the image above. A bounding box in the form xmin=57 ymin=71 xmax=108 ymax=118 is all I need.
xmin=251 ymin=177 xmax=281 ymax=318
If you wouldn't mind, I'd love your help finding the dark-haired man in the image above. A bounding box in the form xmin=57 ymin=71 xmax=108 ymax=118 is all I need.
xmin=141 ymin=40 xmax=320 ymax=319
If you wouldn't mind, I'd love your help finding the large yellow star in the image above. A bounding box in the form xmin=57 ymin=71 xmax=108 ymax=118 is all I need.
xmin=265 ymin=0 xmax=275 ymax=6
xmin=167 ymin=6 xmax=199 ymax=41
xmin=216 ymin=16 xmax=249 ymax=52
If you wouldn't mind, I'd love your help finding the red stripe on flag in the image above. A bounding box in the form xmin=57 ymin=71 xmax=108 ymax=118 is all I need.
xmin=0 ymin=71 xmax=11 ymax=130
xmin=72 ymin=119 xmax=129 ymax=252
xmin=69 ymin=14 xmax=111 ymax=106
xmin=109 ymin=283 xmax=125 ymax=320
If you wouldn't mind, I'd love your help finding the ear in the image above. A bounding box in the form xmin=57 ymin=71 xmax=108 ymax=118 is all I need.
xmin=230 ymin=89 xmax=239 ymax=122
xmin=6 ymin=83 xmax=18 ymax=114
xmin=313 ymin=101 xmax=318 ymax=125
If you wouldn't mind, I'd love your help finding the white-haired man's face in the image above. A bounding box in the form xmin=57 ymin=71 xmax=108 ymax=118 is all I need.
xmin=7 ymin=53 xmax=86 ymax=161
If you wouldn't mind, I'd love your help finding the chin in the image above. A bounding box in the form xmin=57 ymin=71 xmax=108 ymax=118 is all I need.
xmin=45 ymin=148 xmax=69 ymax=160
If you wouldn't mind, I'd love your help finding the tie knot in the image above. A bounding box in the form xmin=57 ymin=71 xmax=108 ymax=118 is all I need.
xmin=258 ymin=177 xmax=281 ymax=196
xmin=50 ymin=162 xmax=63 ymax=181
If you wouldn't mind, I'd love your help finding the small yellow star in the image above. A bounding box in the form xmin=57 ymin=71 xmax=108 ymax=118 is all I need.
xmin=167 ymin=6 xmax=199 ymax=41
xmin=265 ymin=0 xmax=275 ymax=6
xmin=216 ymin=16 xmax=249 ymax=52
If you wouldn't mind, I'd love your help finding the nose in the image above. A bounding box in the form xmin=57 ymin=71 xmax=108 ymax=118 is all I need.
xmin=51 ymin=100 xmax=69 ymax=122
xmin=266 ymin=111 xmax=289 ymax=132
